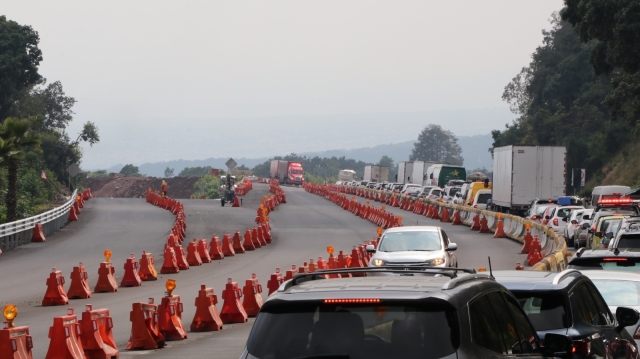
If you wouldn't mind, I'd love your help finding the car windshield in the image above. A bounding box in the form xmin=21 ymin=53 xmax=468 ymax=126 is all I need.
xmin=512 ymin=292 xmax=568 ymax=331
xmin=618 ymin=234 xmax=640 ymax=249
xmin=477 ymin=193 xmax=491 ymax=204
xmin=535 ymin=205 xmax=552 ymax=216
xmin=431 ymin=190 xmax=441 ymax=196
xmin=556 ymin=208 xmax=573 ymax=218
xmin=590 ymin=280 xmax=640 ymax=307
xmin=291 ymin=170 xmax=303 ymax=174
xmin=448 ymin=188 xmax=460 ymax=196
xmin=569 ymin=257 xmax=640 ymax=272
xmin=378 ymin=231 xmax=442 ymax=252
xmin=246 ymin=301 xmax=458 ymax=359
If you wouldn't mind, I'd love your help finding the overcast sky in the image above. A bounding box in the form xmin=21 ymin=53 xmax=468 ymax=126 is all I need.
xmin=4 ymin=1 xmax=563 ymax=169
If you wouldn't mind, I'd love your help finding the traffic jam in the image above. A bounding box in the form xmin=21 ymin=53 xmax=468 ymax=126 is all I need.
xmin=290 ymin=145 xmax=640 ymax=359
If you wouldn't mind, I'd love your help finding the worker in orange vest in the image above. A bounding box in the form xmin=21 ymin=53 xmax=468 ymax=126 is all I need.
xmin=161 ymin=180 xmax=168 ymax=198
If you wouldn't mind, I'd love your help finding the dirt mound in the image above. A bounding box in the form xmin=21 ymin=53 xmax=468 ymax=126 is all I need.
xmin=86 ymin=174 xmax=200 ymax=198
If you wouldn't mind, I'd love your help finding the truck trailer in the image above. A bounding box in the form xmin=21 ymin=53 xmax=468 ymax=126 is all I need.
xmin=412 ymin=161 xmax=439 ymax=186
xmin=397 ymin=162 xmax=414 ymax=184
xmin=492 ymin=146 xmax=566 ymax=215
xmin=363 ymin=165 xmax=389 ymax=183
xmin=270 ymin=160 xmax=305 ymax=185
xmin=338 ymin=169 xmax=357 ymax=182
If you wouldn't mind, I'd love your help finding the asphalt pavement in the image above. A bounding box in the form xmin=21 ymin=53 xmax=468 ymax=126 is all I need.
xmin=0 ymin=184 xmax=525 ymax=358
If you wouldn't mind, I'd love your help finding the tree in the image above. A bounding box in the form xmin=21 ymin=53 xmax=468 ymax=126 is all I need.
xmin=410 ymin=124 xmax=463 ymax=165
xmin=178 ymin=166 xmax=211 ymax=177
xmin=0 ymin=16 xmax=43 ymax=122
xmin=377 ymin=155 xmax=394 ymax=168
xmin=119 ymin=164 xmax=139 ymax=176
xmin=0 ymin=118 xmax=40 ymax=222
xmin=164 ymin=167 xmax=175 ymax=177
xmin=562 ymin=0 xmax=640 ymax=125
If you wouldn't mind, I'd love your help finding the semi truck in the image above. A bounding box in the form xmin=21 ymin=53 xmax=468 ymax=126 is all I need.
xmin=397 ymin=162 xmax=414 ymax=184
xmin=363 ymin=165 xmax=389 ymax=183
xmin=270 ymin=160 xmax=305 ymax=185
xmin=412 ymin=161 xmax=439 ymax=186
xmin=492 ymin=146 xmax=566 ymax=214
xmin=426 ymin=164 xmax=467 ymax=187
xmin=338 ymin=169 xmax=357 ymax=182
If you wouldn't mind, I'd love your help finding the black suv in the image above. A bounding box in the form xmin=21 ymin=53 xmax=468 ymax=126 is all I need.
xmin=569 ymin=247 xmax=640 ymax=271
xmin=493 ymin=269 xmax=640 ymax=359
xmin=240 ymin=267 xmax=574 ymax=359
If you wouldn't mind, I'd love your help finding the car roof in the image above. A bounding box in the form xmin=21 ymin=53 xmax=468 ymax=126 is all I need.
xmin=491 ymin=270 xmax=584 ymax=291
xmin=384 ymin=225 xmax=440 ymax=233
xmin=572 ymin=247 xmax=640 ymax=259
xmin=580 ymin=270 xmax=640 ymax=281
xmin=273 ymin=273 xmax=505 ymax=310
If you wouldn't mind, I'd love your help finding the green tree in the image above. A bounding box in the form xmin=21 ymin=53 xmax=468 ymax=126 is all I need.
xmin=377 ymin=155 xmax=396 ymax=182
xmin=410 ymin=124 xmax=463 ymax=165
xmin=562 ymin=0 xmax=640 ymax=125
xmin=192 ymin=174 xmax=222 ymax=199
xmin=0 ymin=16 xmax=43 ymax=122
xmin=0 ymin=118 xmax=40 ymax=222
xmin=164 ymin=167 xmax=175 ymax=177
xmin=179 ymin=166 xmax=211 ymax=177
xmin=119 ymin=164 xmax=139 ymax=176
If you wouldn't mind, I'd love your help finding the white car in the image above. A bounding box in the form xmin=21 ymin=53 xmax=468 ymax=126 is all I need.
xmin=471 ymin=190 xmax=491 ymax=209
xmin=564 ymin=208 xmax=593 ymax=246
xmin=442 ymin=186 xmax=461 ymax=204
xmin=427 ymin=187 xmax=443 ymax=200
xmin=367 ymin=226 xmax=458 ymax=269
xmin=546 ymin=205 xmax=585 ymax=236
xmin=400 ymin=184 xmax=421 ymax=194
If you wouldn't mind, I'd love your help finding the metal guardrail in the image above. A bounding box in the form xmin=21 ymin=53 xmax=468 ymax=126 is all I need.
xmin=333 ymin=186 xmax=568 ymax=272
xmin=0 ymin=190 xmax=78 ymax=251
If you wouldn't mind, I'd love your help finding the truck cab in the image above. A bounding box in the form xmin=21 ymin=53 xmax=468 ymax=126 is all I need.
xmin=287 ymin=162 xmax=304 ymax=185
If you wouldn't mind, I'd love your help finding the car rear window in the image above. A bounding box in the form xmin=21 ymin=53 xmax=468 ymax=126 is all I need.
xmin=590 ymin=280 xmax=640 ymax=307
xmin=246 ymin=301 xmax=458 ymax=359
xmin=618 ymin=234 xmax=640 ymax=249
xmin=378 ymin=231 xmax=442 ymax=252
xmin=477 ymin=193 xmax=491 ymax=204
xmin=512 ymin=292 xmax=568 ymax=331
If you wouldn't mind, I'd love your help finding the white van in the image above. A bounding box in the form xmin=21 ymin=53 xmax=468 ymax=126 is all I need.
xmin=590 ymin=185 xmax=631 ymax=207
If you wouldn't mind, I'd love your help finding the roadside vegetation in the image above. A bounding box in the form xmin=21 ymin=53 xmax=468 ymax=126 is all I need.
xmin=0 ymin=16 xmax=99 ymax=223
xmin=492 ymin=3 xmax=640 ymax=194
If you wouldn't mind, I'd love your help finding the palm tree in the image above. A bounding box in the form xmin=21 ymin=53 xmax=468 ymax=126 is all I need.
xmin=0 ymin=119 xmax=40 ymax=222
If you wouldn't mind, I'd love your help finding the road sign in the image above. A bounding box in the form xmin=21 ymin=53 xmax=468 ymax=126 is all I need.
xmin=580 ymin=168 xmax=586 ymax=187
xmin=66 ymin=163 xmax=81 ymax=177
xmin=225 ymin=158 xmax=237 ymax=170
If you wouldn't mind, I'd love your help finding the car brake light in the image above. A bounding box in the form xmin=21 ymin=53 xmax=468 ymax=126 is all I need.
xmin=531 ymin=215 xmax=538 ymax=220
xmin=599 ymin=198 xmax=633 ymax=205
xmin=553 ymin=218 xmax=558 ymax=226
xmin=603 ymin=257 xmax=628 ymax=262
xmin=324 ymin=299 xmax=381 ymax=304
xmin=474 ymin=205 xmax=478 ymax=209
xmin=592 ymin=225 xmax=596 ymax=231
xmin=572 ymin=339 xmax=591 ymax=356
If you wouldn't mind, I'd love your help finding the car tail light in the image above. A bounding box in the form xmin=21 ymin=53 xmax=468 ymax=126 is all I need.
xmin=473 ymin=205 xmax=478 ymax=209
xmin=553 ymin=218 xmax=558 ymax=226
xmin=592 ymin=225 xmax=596 ymax=231
xmin=324 ymin=299 xmax=380 ymax=304
xmin=531 ymin=215 xmax=538 ymax=220
xmin=603 ymin=257 xmax=628 ymax=262
xmin=599 ymin=198 xmax=633 ymax=205
xmin=604 ymin=244 xmax=609 ymax=249
xmin=572 ymin=339 xmax=591 ymax=356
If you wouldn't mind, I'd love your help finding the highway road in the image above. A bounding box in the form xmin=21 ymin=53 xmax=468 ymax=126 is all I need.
xmin=0 ymin=184 xmax=524 ymax=358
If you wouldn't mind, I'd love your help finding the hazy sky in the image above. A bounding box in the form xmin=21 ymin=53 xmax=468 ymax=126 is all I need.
xmin=4 ymin=1 xmax=563 ymax=169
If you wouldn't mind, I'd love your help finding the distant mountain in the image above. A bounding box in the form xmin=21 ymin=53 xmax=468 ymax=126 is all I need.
xmin=102 ymin=134 xmax=494 ymax=177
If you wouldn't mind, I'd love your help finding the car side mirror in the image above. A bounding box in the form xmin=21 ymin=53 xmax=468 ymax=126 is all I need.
xmin=616 ymin=307 xmax=640 ymax=329
xmin=562 ymin=217 xmax=568 ymax=222
xmin=541 ymin=333 xmax=573 ymax=359
xmin=445 ymin=243 xmax=457 ymax=252
xmin=365 ymin=244 xmax=376 ymax=253
xmin=605 ymin=232 xmax=614 ymax=239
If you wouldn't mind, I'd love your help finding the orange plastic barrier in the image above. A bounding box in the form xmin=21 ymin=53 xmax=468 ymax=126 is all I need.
xmin=232 ymin=230 xmax=245 ymax=253
xmin=243 ymin=229 xmax=255 ymax=251
xmin=169 ymin=236 xmax=189 ymax=271
xmin=209 ymin=235 xmax=224 ymax=260
xmin=521 ymin=228 xmax=534 ymax=254
xmin=190 ymin=285 xmax=223 ymax=332
xmin=197 ymin=239 xmax=212 ymax=263
xmin=158 ymin=295 xmax=187 ymax=341
xmin=44 ymin=308 xmax=84 ymax=359
xmin=186 ymin=240 xmax=202 ymax=266
xmin=125 ymin=299 xmax=165 ymax=350
xmin=284 ymin=265 xmax=297 ymax=281
xmin=251 ymin=227 xmax=262 ymax=249
xmin=68 ymin=263 xmax=92 ymax=299
xmin=139 ymin=251 xmax=158 ymax=281
xmin=221 ymin=233 xmax=235 ymax=257
xmin=219 ymin=278 xmax=248 ymax=324
xmin=494 ymin=218 xmax=506 ymax=238
xmin=267 ymin=268 xmax=283 ymax=295
xmin=160 ymin=246 xmax=180 ymax=274
xmin=0 ymin=323 xmax=33 ymax=358
xmin=32 ymin=222 xmax=46 ymax=242
xmin=121 ymin=254 xmax=142 ymax=287
xmin=79 ymin=304 xmax=118 ymax=359
xmin=94 ymin=262 xmax=118 ymax=293
xmin=261 ymin=223 xmax=272 ymax=244
xmin=256 ymin=227 xmax=267 ymax=246
xmin=43 ymin=268 xmax=69 ymax=306
xmin=242 ymin=274 xmax=264 ymax=317
xmin=68 ymin=206 xmax=78 ymax=221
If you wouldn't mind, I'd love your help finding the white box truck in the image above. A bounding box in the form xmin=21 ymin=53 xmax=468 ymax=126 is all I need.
xmin=397 ymin=162 xmax=414 ymax=184
xmin=363 ymin=165 xmax=389 ymax=182
xmin=412 ymin=161 xmax=438 ymax=185
xmin=492 ymin=146 xmax=566 ymax=215
xmin=338 ymin=169 xmax=357 ymax=182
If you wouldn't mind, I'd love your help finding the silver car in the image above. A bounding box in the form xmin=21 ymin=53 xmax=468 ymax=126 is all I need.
xmin=367 ymin=226 xmax=458 ymax=269
xmin=582 ymin=270 xmax=640 ymax=347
